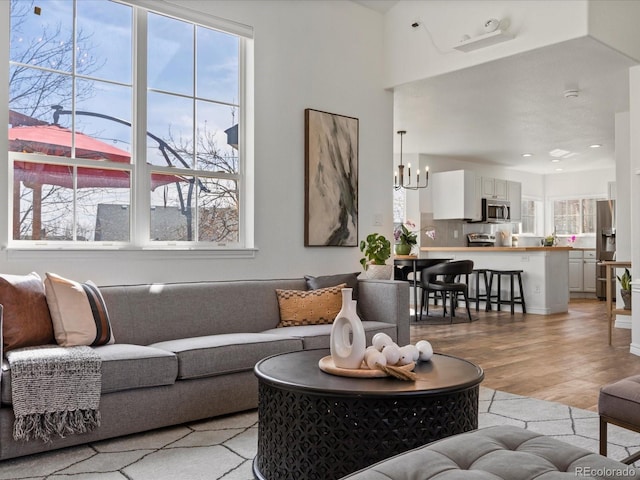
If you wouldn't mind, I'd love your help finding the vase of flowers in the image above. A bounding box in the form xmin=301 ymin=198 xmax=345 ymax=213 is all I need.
xmin=394 ymin=220 xmax=418 ymax=255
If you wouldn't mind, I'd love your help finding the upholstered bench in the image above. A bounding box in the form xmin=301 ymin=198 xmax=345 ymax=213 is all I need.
xmin=599 ymin=374 xmax=640 ymax=464
xmin=340 ymin=425 xmax=639 ymax=479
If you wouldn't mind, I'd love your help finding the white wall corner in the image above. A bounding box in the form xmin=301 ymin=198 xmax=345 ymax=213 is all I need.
xmin=630 ymin=66 xmax=640 ymax=354
xmin=588 ymin=0 xmax=640 ymax=62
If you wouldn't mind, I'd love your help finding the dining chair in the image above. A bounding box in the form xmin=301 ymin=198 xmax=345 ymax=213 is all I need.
xmin=420 ymin=260 xmax=474 ymax=322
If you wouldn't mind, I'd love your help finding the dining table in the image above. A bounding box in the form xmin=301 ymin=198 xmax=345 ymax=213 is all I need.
xmin=394 ymin=256 xmax=452 ymax=320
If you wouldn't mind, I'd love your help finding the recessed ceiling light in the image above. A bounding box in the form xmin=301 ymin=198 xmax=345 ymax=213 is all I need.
xmin=551 ymin=159 xmax=560 ymax=163
xmin=521 ymin=153 xmax=533 ymax=157
xmin=589 ymin=144 xmax=602 ymax=148
xmin=555 ymin=168 xmax=564 ymax=171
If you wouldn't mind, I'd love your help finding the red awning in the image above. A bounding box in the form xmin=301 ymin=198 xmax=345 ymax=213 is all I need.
xmin=9 ymin=124 xmax=181 ymax=190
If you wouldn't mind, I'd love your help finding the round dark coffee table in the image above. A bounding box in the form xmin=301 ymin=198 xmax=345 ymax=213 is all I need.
xmin=252 ymin=349 xmax=484 ymax=480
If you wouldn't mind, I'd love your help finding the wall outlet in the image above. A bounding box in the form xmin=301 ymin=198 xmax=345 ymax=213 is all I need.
xmin=534 ymin=285 xmax=541 ymax=294
xmin=373 ymin=214 xmax=383 ymax=226
xmin=521 ymin=256 xmax=529 ymax=262
xmin=453 ymin=230 xmax=458 ymax=239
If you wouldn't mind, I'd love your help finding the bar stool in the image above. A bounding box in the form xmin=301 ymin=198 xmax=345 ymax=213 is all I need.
xmin=465 ymin=269 xmax=490 ymax=312
xmin=487 ymin=269 xmax=526 ymax=314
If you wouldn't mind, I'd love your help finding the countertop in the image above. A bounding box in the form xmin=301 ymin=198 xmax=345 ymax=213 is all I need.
xmin=420 ymin=246 xmax=573 ymax=252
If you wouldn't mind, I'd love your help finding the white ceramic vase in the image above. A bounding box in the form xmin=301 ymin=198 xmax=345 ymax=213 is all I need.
xmin=330 ymin=288 xmax=366 ymax=369
xmin=360 ymin=264 xmax=394 ymax=280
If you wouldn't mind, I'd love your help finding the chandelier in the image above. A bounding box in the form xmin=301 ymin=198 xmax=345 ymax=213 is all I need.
xmin=394 ymin=130 xmax=428 ymax=191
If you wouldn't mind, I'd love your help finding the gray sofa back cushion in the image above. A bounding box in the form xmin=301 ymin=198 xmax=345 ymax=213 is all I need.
xmin=99 ymin=279 xmax=307 ymax=345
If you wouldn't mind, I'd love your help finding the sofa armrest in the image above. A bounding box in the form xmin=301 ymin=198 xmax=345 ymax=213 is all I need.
xmin=357 ymin=280 xmax=409 ymax=346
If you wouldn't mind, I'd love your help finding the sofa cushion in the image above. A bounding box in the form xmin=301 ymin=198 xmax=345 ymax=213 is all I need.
xmin=150 ymin=333 xmax=303 ymax=380
xmin=276 ymin=283 xmax=345 ymax=327
xmin=1 ymin=344 xmax=177 ymax=404
xmin=262 ymin=321 xmax=397 ymax=350
xmin=44 ymin=273 xmax=115 ymax=347
xmin=0 ymin=272 xmax=55 ymax=352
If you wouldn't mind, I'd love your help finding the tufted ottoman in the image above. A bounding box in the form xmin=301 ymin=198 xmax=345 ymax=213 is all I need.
xmin=340 ymin=425 xmax=640 ymax=479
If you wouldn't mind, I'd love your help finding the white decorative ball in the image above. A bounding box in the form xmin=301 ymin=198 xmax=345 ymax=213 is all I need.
xmin=416 ymin=340 xmax=434 ymax=361
xmin=397 ymin=344 xmax=418 ymax=365
xmin=364 ymin=349 xmax=387 ymax=370
xmin=372 ymin=333 xmax=393 ymax=351
xmin=382 ymin=343 xmax=401 ymax=365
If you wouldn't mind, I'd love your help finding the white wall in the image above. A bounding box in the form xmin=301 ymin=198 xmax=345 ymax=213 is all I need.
xmin=629 ymin=66 xmax=640 ymax=355
xmin=615 ymin=111 xmax=631 ymax=263
xmin=544 ymin=168 xmax=614 ymax=198
xmin=384 ymin=0 xmax=589 ymax=88
xmin=588 ymin=0 xmax=640 ymax=63
xmin=0 ymin=1 xmax=393 ymax=285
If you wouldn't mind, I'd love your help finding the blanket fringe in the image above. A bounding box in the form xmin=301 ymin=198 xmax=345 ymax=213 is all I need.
xmin=13 ymin=409 xmax=101 ymax=442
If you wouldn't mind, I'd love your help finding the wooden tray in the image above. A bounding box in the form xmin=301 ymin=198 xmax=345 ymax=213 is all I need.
xmin=318 ymin=355 xmax=415 ymax=378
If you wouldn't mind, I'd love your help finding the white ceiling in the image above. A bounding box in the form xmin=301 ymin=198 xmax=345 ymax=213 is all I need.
xmin=394 ymin=36 xmax=637 ymax=175
xmin=352 ymin=0 xmax=399 ymax=14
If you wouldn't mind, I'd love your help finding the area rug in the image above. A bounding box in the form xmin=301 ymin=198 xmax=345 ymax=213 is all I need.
xmin=1 ymin=388 xmax=639 ymax=480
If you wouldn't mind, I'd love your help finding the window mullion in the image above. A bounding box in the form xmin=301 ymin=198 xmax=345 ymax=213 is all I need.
xmin=132 ymin=7 xmax=150 ymax=247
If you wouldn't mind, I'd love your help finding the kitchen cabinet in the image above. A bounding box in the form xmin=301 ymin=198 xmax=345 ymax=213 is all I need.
xmin=569 ymin=251 xmax=583 ymax=291
xmin=569 ymin=249 xmax=597 ymax=293
xmin=583 ymin=250 xmax=597 ymax=292
xmin=507 ymin=181 xmax=521 ymax=221
xmin=481 ymin=177 xmax=507 ymax=200
xmin=432 ymin=170 xmax=481 ymax=220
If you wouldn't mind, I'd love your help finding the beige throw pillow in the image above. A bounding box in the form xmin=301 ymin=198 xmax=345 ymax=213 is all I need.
xmin=276 ymin=283 xmax=346 ymax=327
xmin=44 ymin=273 xmax=115 ymax=347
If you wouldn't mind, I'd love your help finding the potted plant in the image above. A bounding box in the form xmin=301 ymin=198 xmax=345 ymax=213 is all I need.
xmin=617 ymin=268 xmax=632 ymax=310
xmin=359 ymin=233 xmax=392 ymax=279
xmin=394 ymin=221 xmax=418 ymax=255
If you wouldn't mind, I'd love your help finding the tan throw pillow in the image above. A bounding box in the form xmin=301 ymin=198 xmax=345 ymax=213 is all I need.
xmin=0 ymin=272 xmax=55 ymax=352
xmin=276 ymin=283 xmax=346 ymax=327
xmin=44 ymin=273 xmax=115 ymax=347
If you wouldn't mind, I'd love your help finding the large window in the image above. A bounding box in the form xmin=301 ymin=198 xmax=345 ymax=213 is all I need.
xmin=552 ymin=198 xmax=602 ymax=235
xmin=7 ymin=0 xmax=249 ymax=247
xmin=520 ymin=198 xmax=541 ymax=235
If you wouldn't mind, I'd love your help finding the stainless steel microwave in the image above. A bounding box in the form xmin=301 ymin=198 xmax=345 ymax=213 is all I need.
xmin=482 ymin=198 xmax=511 ymax=222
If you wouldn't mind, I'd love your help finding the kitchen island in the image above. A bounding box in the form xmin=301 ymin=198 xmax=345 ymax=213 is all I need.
xmin=420 ymin=246 xmax=571 ymax=315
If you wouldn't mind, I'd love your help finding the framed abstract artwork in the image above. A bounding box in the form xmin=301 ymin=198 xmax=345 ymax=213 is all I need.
xmin=304 ymin=109 xmax=359 ymax=247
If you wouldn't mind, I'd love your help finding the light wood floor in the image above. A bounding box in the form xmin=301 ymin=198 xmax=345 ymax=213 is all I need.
xmin=410 ymin=299 xmax=639 ymax=412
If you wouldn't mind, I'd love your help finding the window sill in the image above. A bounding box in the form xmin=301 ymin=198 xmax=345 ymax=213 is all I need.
xmin=2 ymin=246 xmax=258 ymax=261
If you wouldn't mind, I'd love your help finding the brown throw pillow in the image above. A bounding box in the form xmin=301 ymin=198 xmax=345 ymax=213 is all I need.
xmin=276 ymin=283 xmax=346 ymax=327
xmin=44 ymin=272 xmax=115 ymax=347
xmin=0 ymin=272 xmax=55 ymax=352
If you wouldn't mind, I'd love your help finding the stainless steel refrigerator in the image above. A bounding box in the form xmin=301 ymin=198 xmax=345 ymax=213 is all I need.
xmin=596 ymin=200 xmax=616 ymax=300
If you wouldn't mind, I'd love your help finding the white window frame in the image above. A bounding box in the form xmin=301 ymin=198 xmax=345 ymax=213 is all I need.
xmin=2 ymin=0 xmax=255 ymax=254
xmin=547 ymin=194 xmax=605 ymax=237
xmin=519 ymin=196 xmax=543 ymax=236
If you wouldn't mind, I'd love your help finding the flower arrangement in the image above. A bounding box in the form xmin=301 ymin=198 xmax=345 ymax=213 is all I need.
xmin=394 ymin=220 xmax=418 ymax=247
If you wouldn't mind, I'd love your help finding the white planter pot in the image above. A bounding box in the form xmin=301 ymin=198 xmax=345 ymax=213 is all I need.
xmin=360 ymin=264 xmax=394 ymax=280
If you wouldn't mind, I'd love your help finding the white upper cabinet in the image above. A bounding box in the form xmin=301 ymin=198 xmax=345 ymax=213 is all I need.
xmin=481 ymin=177 xmax=507 ymax=199
xmin=432 ymin=170 xmax=481 ymax=220
xmin=507 ymin=181 xmax=522 ymax=221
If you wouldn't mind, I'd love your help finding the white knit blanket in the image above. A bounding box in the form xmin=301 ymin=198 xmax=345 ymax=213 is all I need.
xmin=7 ymin=345 xmax=102 ymax=442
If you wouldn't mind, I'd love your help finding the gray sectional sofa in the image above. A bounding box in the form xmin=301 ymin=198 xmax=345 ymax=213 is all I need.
xmin=0 ymin=277 xmax=409 ymax=460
